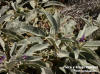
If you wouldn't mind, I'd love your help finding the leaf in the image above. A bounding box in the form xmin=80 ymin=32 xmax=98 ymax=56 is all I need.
xmin=78 ymin=59 xmax=100 ymax=72
xmin=21 ymin=25 xmax=46 ymax=36
xmin=25 ymin=10 xmax=37 ymax=23
xmin=0 ymin=5 xmax=9 ymax=17
xmin=84 ymin=41 xmax=100 ymax=47
xmin=16 ymin=44 xmax=27 ymax=57
xmin=42 ymin=0 xmax=48 ymax=2
xmin=88 ymin=59 xmax=100 ymax=68
xmin=29 ymin=0 xmax=36 ymax=8
xmin=16 ymin=0 xmax=22 ymax=4
xmin=59 ymin=67 xmax=66 ymax=74
xmin=41 ymin=67 xmax=53 ymax=74
xmin=25 ymin=43 xmax=50 ymax=56
xmin=81 ymin=48 xmax=100 ymax=60
xmin=0 ymin=37 xmax=5 ymax=51
xmin=53 ymin=10 xmax=60 ymax=28
xmin=43 ymin=1 xmax=66 ymax=8
xmin=0 ymin=14 xmax=11 ymax=24
xmin=10 ymin=42 xmax=17 ymax=57
xmin=78 ymin=59 xmax=92 ymax=66
xmin=64 ymin=19 xmax=76 ymax=36
xmin=11 ymin=1 xmax=16 ymax=11
xmin=97 ymin=14 xmax=100 ymax=23
xmin=43 ymin=10 xmax=58 ymax=34
xmin=19 ymin=56 xmax=42 ymax=62
xmin=76 ymin=25 xmax=87 ymax=40
xmin=84 ymin=26 xmax=98 ymax=37
xmin=18 ymin=37 xmax=43 ymax=45
xmin=77 ymin=25 xmax=98 ymax=40
xmin=57 ymin=50 xmax=69 ymax=58
xmin=74 ymin=49 xmax=80 ymax=59
xmin=1 ymin=29 xmax=24 ymax=40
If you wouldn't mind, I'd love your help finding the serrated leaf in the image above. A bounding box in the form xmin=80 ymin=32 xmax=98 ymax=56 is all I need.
xmin=21 ymin=25 xmax=46 ymax=36
xmin=25 ymin=43 xmax=50 ymax=56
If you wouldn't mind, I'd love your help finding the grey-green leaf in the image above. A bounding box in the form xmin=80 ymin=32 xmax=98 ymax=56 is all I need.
xmin=0 ymin=37 xmax=5 ymax=51
xmin=18 ymin=37 xmax=43 ymax=45
xmin=16 ymin=44 xmax=27 ymax=57
xmin=21 ymin=25 xmax=46 ymax=36
xmin=43 ymin=1 xmax=66 ymax=8
xmin=10 ymin=42 xmax=17 ymax=57
xmin=25 ymin=43 xmax=50 ymax=56
xmin=0 ymin=5 xmax=9 ymax=17
xmin=84 ymin=41 xmax=100 ymax=47
xmin=43 ymin=10 xmax=58 ymax=34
